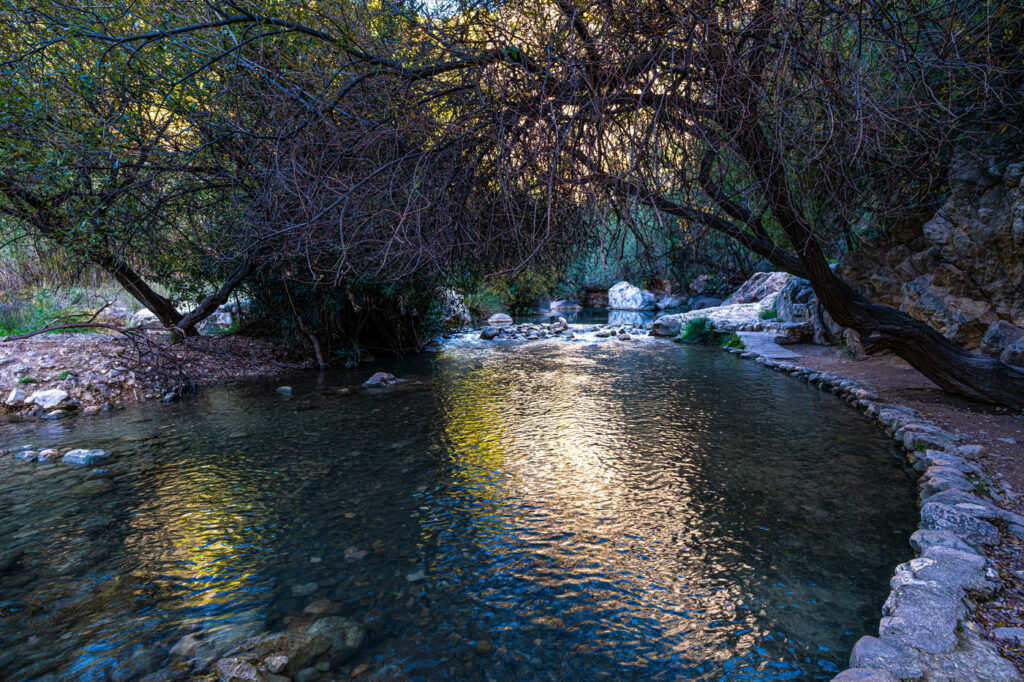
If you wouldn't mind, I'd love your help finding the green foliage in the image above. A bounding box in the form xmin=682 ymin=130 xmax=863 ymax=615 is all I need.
xmin=467 ymin=269 xmax=561 ymax=315
xmin=678 ymin=317 xmax=723 ymax=345
xmin=677 ymin=317 xmax=745 ymax=349
xmin=0 ymin=291 xmax=61 ymax=336
xmin=18 ymin=376 xmax=36 ymax=384
xmin=57 ymin=370 xmax=72 ymax=380
xmin=724 ymin=333 xmax=745 ymax=349
xmin=759 ymin=307 xmax=778 ymax=320
xmin=464 ymin=288 xmax=505 ymax=320
xmin=248 ymin=275 xmax=441 ymax=364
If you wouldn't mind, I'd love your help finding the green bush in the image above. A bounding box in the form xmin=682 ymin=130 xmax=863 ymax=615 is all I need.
xmin=678 ymin=317 xmax=722 ymax=345
xmin=677 ymin=317 xmax=745 ymax=349
xmin=724 ymin=333 xmax=745 ymax=349
xmin=759 ymin=307 xmax=778 ymax=320
xmin=464 ymin=287 xmax=505 ymax=320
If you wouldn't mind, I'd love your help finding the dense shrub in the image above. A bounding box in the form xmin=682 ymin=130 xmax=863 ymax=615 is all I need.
xmin=677 ymin=317 xmax=744 ymax=349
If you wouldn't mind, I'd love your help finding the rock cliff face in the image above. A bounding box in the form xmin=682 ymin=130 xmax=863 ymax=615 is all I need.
xmin=840 ymin=160 xmax=1024 ymax=350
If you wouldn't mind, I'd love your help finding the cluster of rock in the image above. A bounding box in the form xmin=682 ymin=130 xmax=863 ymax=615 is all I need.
xmin=606 ymin=281 xmax=695 ymax=311
xmin=480 ymin=315 xmax=573 ymax=341
xmin=723 ymin=346 xmax=1022 ymax=682
xmin=839 ymin=157 xmax=1024 ymax=354
xmin=2 ymin=444 xmax=111 ymax=466
xmin=477 ymin=314 xmax=651 ymax=343
xmin=166 ymin=599 xmax=368 ymax=682
xmin=0 ymin=339 xmax=163 ymax=419
xmin=130 ymin=299 xmax=251 ymax=335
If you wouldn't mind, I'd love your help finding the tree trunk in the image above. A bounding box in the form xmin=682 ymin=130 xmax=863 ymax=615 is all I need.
xmin=801 ymin=254 xmax=1024 ymax=408
xmin=97 ymin=256 xmax=184 ymax=328
xmin=730 ymin=125 xmax=1024 ymax=408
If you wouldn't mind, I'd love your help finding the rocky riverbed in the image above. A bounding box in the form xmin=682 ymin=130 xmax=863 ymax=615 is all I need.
xmin=0 ymin=333 xmax=295 ymax=420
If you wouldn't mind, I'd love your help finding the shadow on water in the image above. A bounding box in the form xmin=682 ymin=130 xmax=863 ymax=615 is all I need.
xmin=0 ymin=337 xmax=917 ymax=680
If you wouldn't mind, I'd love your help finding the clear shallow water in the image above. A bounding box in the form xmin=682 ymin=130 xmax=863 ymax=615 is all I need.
xmin=0 ymin=337 xmax=916 ymax=681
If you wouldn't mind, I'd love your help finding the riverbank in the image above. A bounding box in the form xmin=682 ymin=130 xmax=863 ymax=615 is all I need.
xmin=0 ymin=332 xmax=298 ymax=419
xmin=724 ymin=338 xmax=1024 ymax=679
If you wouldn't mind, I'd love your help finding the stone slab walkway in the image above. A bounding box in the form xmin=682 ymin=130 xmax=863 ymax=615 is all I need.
xmin=735 ymin=331 xmax=802 ymax=359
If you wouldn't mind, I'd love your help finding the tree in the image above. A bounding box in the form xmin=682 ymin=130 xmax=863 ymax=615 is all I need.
xmin=369 ymin=0 xmax=1024 ymax=406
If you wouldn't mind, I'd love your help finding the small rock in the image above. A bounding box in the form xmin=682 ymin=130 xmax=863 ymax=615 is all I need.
xmin=306 ymin=616 xmax=365 ymax=659
xmin=362 ymin=372 xmax=397 ymax=388
xmin=405 ymin=571 xmax=425 ymax=582
xmin=487 ymin=313 xmax=513 ymax=326
xmin=14 ymin=450 xmax=39 ymax=462
xmin=992 ymin=627 xmax=1024 ymax=644
xmin=216 ymin=657 xmax=259 ymax=681
xmin=4 ymin=387 xmax=24 ymax=406
xmin=291 ymin=582 xmax=319 ymax=597
xmin=264 ymin=654 xmax=289 ymax=674
xmin=170 ymin=633 xmax=202 ymax=658
xmin=480 ymin=326 xmax=500 ymax=340
xmin=294 ymin=668 xmax=319 ymax=682
xmin=63 ymin=449 xmax=111 ymax=466
xmin=276 ymin=386 xmax=293 ymax=395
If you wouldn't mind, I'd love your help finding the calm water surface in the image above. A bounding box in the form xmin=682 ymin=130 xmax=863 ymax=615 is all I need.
xmin=0 ymin=334 xmax=916 ymax=681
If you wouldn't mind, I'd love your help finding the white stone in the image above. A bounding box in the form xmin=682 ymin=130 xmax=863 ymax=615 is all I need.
xmin=5 ymin=387 xmax=24 ymax=406
xmin=63 ymin=449 xmax=111 ymax=466
xmin=130 ymin=308 xmax=160 ymax=327
xmin=26 ymin=389 xmax=68 ymax=409
xmin=607 ymin=281 xmax=656 ymax=310
xmin=487 ymin=313 xmax=513 ymax=326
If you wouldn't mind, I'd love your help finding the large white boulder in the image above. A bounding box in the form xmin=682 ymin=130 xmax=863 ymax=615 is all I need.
xmin=668 ymin=292 xmax=781 ymax=333
xmin=440 ymin=289 xmax=471 ymax=327
xmin=198 ymin=310 xmax=234 ymax=335
xmin=607 ymin=281 xmax=656 ymax=310
xmin=487 ymin=313 xmax=513 ymax=326
xmin=130 ymin=308 xmax=160 ymax=327
xmin=26 ymin=389 xmax=69 ymax=410
xmin=723 ymin=272 xmax=791 ymax=305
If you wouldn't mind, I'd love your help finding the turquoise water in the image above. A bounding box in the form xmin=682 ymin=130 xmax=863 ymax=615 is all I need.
xmin=0 ymin=337 xmax=916 ymax=680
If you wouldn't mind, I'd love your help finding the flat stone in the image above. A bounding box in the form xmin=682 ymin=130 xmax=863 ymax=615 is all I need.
xmin=848 ymin=636 xmax=922 ymax=679
xmin=920 ymin=501 xmax=1000 ymax=546
xmin=992 ymin=627 xmax=1024 ymax=644
xmin=909 ymin=529 xmax=977 ymax=556
xmin=305 ymin=617 xmax=364 ymax=659
xmin=958 ymin=444 xmax=986 ymax=460
xmin=276 ymin=386 xmax=292 ymax=395
xmin=880 ymin=585 xmax=961 ymax=653
xmin=735 ymin=332 xmax=802 ymax=358
xmin=487 ymin=313 xmax=513 ymax=326
xmin=215 ymin=656 xmax=259 ymax=681
xmin=62 ymin=449 xmax=111 ymax=466
xmin=831 ymin=668 xmax=899 ymax=682
xmin=26 ymin=388 xmax=68 ymax=410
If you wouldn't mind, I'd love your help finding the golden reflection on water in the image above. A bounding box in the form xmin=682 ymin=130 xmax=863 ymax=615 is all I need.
xmin=434 ymin=342 xmax=755 ymax=661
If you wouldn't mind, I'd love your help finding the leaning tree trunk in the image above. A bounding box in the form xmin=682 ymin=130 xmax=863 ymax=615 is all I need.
xmin=730 ymin=123 xmax=1024 ymax=409
xmin=799 ymin=252 xmax=1024 ymax=408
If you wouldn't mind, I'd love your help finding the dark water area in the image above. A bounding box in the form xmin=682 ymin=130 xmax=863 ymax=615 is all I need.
xmin=0 ymin=337 xmax=917 ymax=681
